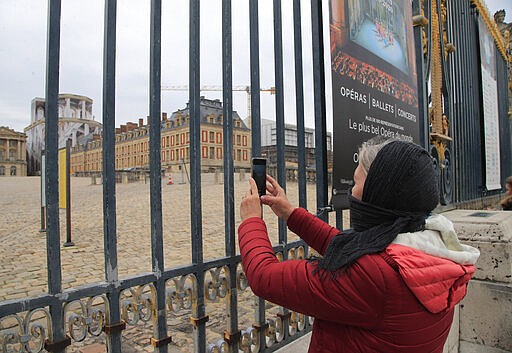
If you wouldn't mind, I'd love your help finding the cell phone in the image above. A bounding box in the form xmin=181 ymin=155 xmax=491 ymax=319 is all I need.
xmin=251 ymin=157 xmax=267 ymax=197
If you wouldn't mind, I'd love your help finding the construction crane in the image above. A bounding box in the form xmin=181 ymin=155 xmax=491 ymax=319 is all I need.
xmin=161 ymin=85 xmax=276 ymax=127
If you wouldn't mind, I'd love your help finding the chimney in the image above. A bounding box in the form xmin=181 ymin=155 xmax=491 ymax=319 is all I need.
xmin=162 ymin=112 xmax=167 ymax=121
xmin=139 ymin=118 xmax=144 ymax=127
xmin=127 ymin=122 xmax=137 ymax=131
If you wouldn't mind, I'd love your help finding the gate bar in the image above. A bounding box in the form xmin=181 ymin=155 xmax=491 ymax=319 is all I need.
xmin=149 ymin=0 xmax=170 ymax=351
xmin=310 ymin=0 xmax=328 ymax=222
xmin=221 ymin=1 xmax=240 ymax=349
xmin=102 ymin=0 xmax=123 ymax=351
xmin=273 ymin=0 xmax=287 ymax=247
xmin=44 ymin=0 xmax=68 ymax=351
xmin=293 ymin=0 xmax=307 ymax=210
xmin=249 ymin=1 xmax=267 ymax=350
xmin=189 ymin=1 xmax=207 ymax=351
xmin=250 ymin=0 xmax=261 ymax=157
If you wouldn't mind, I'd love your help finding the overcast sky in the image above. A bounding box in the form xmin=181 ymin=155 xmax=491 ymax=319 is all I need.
xmin=0 ymin=0 xmax=324 ymax=133
xmin=0 ymin=0 xmax=510 ymax=133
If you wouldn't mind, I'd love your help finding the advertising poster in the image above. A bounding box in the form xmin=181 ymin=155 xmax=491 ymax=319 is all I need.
xmin=478 ymin=17 xmax=501 ymax=191
xmin=59 ymin=147 xmax=67 ymax=209
xmin=329 ymin=0 xmax=420 ymax=209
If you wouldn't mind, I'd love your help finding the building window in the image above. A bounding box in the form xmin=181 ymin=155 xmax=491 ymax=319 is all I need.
xmin=10 ymin=166 xmax=16 ymax=176
xmin=176 ymin=134 xmax=180 ymax=145
xmin=209 ymin=147 xmax=215 ymax=159
xmin=217 ymin=147 xmax=222 ymax=159
xmin=242 ymin=135 xmax=247 ymax=146
xmin=216 ymin=132 xmax=222 ymax=144
xmin=243 ymin=150 xmax=248 ymax=161
xmin=202 ymin=130 xmax=208 ymax=142
xmin=209 ymin=131 xmax=215 ymax=143
xmin=236 ymin=149 xmax=241 ymax=161
xmin=236 ymin=135 xmax=241 ymax=146
xmin=202 ymin=146 xmax=208 ymax=159
xmin=285 ymin=130 xmax=297 ymax=146
xmin=0 ymin=166 xmax=4 ymax=175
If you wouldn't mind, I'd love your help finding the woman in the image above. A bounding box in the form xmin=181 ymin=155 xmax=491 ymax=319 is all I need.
xmin=239 ymin=139 xmax=479 ymax=353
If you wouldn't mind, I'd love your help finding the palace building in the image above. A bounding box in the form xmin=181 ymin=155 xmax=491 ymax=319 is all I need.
xmin=0 ymin=126 xmax=27 ymax=176
xmin=259 ymin=118 xmax=333 ymax=170
xmin=24 ymin=94 xmax=102 ymax=175
xmin=70 ymin=97 xmax=251 ymax=175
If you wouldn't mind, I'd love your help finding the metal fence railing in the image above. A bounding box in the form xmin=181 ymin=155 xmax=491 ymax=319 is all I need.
xmin=0 ymin=1 xmax=330 ymax=352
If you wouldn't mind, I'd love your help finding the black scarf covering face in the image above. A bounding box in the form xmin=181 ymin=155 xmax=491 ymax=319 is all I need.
xmin=317 ymin=141 xmax=439 ymax=273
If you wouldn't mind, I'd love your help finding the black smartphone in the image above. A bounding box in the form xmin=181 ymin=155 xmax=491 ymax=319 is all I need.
xmin=251 ymin=157 xmax=267 ymax=196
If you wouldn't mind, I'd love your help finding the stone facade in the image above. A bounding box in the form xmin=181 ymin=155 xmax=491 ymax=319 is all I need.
xmin=0 ymin=126 xmax=27 ymax=176
xmin=259 ymin=118 xmax=333 ymax=170
xmin=70 ymin=97 xmax=251 ymax=175
xmin=443 ymin=210 xmax=512 ymax=353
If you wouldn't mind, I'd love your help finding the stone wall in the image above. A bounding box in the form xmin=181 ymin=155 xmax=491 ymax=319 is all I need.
xmin=443 ymin=210 xmax=512 ymax=353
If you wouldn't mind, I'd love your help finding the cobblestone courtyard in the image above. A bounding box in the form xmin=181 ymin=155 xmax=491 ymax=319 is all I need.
xmin=0 ymin=175 xmax=340 ymax=352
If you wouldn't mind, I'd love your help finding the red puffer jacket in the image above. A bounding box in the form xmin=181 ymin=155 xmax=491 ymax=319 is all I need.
xmin=238 ymin=208 xmax=476 ymax=353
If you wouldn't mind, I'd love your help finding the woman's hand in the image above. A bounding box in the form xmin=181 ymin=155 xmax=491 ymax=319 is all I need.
xmin=240 ymin=178 xmax=263 ymax=222
xmin=261 ymin=175 xmax=295 ymax=222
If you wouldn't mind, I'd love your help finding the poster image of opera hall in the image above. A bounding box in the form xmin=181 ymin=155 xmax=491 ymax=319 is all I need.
xmin=330 ymin=0 xmax=419 ymax=107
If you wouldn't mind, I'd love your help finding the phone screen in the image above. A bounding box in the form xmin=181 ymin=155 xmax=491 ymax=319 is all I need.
xmin=252 ymin=158 xmax=267 ymax=196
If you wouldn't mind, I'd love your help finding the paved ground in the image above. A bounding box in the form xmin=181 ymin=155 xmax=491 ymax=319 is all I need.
xmin=0 ymin=175 xmax=343 ymax=352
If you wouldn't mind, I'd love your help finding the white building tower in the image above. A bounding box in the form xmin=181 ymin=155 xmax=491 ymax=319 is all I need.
xmin=25 ymin=94 xmax=102 ymax=175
